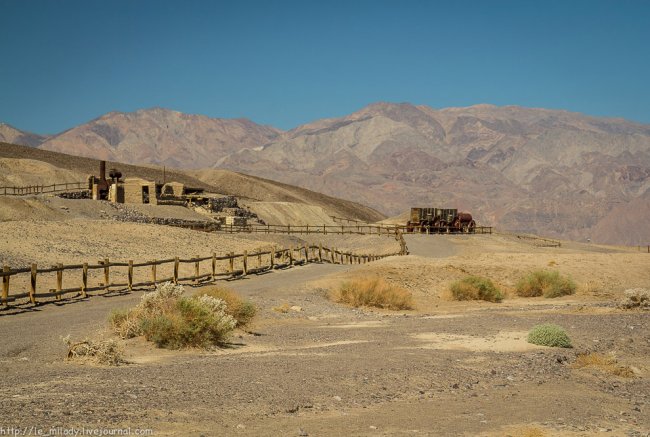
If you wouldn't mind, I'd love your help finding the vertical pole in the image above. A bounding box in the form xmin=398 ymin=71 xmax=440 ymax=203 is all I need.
xmin=271 ymin=248 xmax=275 ymax=269
xmin=26 ymin=263 xmax=38 ymax=303
xmin=330 ymin=247 xmax=335 ymax=264
xmin=289 ymin=247 xmax=293 ymax=265
xmin=128 ymin=260 xmax=134 ymax=291
xmin=211 ymin=253 xmax=216 ymax=280
xmin=323 ymin=224 xmax=326 ymax=235
xmin=258 ymin=252 xmax=262 ymax=268
xmin=243 ymin=251 xmax=248 ymax=275
xmin=56 ymin=263 xmax=63 ymax=300
xmin=319 ymin=243 xmax=323 ymax=262
xmin=304 ymin=244 xmax=309 ymax=263
xmin=229 ymin=252 xmax=234 ymax=273
xmin=194 ymin=255 xmax=200 ymax=283
xmin=287 ymin=224 xmax=291 ymax=235
xmin=173 ymin=257 xmax=179 ymax=284
xmin=2 ymin=265 xmax=10 ymax=306
xmin=151 ymin=260 xmax=157 ymax=285
xmin=81 ymin=263 xmax=88 ymax=298
xmin=103 ymin=258 xmax=110 ymax=291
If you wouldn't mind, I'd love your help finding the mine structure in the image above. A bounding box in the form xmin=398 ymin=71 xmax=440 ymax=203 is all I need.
xmin=406 ymin=207 xmax=476 ymax=233
xmin=86 ymin=161 xmax=255 ymax=227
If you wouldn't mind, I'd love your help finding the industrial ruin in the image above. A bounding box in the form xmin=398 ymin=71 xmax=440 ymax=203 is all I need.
xmin=87 ymin=161 xmax=255 ymax=227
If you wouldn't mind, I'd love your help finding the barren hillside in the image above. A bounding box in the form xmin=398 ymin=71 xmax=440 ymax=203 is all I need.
xmin=0 ymin=142 xmax=385 ymax=223
xmin=8 ymin=103 xmax=649 ymax=244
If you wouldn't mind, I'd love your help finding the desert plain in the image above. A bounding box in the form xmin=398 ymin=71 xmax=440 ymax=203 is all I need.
xmin=0 ymin=191 xmax=648 ymax=437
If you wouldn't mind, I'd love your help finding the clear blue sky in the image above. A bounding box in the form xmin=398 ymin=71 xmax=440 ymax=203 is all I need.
xmin=1 ymin=0 xmax=649 ymax=134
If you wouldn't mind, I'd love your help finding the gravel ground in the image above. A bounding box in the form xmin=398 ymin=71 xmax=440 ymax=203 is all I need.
xmin=0 ymin=223 xmax=648 ymax=436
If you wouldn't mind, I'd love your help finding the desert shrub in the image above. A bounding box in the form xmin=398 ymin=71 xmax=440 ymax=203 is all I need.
xmin=110 ymin=282 xmax=236 ymax=349
xmin=618 ymin=288 xmax=650 ymax=309
xmin=62 ymin=335 xmax=125 ymax=366
xmin=333 ymin=277 xmax=413 ymax=310
xmin=449 ymin=276 xmax=503 ymax=302
xmin=195 ymin=286 xmax=256 ymax=327
xmin=527 ymin=323 xmax=572 ymax=348
xmin=516 ymin=270 xmax=576 ymax=298
xmin=572 ymin=352 xmax=634 ymax=377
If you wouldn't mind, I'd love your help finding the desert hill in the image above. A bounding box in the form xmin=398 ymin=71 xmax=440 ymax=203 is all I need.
xmin=0 ymin=142 xmax=384 ymax=223
xmin=38 ymin=108 xmax=281 ymax=168
xmin=0 ymin=123 xmax=46 ymax=148
xmin=4 ymin=103 xmax=650 ymax=244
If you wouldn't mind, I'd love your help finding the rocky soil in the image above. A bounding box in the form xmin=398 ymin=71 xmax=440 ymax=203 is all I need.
xmin=0 ymin=226 xmax=648 ymax=436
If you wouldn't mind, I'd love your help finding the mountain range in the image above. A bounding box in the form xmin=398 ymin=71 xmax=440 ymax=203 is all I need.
xmin=3 ymin=103 xmax=649 ymax=245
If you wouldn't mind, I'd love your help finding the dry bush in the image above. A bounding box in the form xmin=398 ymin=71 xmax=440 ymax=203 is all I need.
xmin=527 ymin=324 xmax=572 ymax=348
xmin=516 ymin=270 xmax=576 ymax=298
xmin=618 ymin=288 xmax=650 ymax=309
xmin=272 ymin=303 xmax=292 ymax=313
xmin=110 ymin=282 xmax=236 ymax=349
xmin=449 ymin=276 xmax=503 ymax=302
xmin=572 ymin=352 xmax=634 ymax=377
xmin=332 ymin=277 xmax=413 ymax=310
xmin=62 ymin=335 xmax=126 ymax=366
xmin=194 ymin=286 xmax=256 ymax=327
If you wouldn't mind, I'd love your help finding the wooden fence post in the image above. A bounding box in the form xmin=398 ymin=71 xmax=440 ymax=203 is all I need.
xmin=56 ymin=263 xmax=63 ymax=300
xmin=270 ymin=248 xmax=275 ymax=269
xmin=258 ymin=252 xmax=262 ymax=268
xmin=2 ymin=265 xmax=10 ymax=306
xmin=81 ymin=263 xmax=88 ymax=298
xmin=212 ymin=253 xmax=216 ymax=280
xmin=151 ymin=260 xmax=157 ymax=285
xmin=304 ymin=244 xmax=309 ymax=263
xmin=128 ymin=260 xmax=134 ymax=291
xmin=289 ymin=247 xmax=293 ymax=265
xmin=287 ymin=224 xmax=291 ymax=235
xmin=29 ymin=263 xmax=36 ymax=304
xmin=229 ymin=252 xmax=234 ymax=273
xmin=173 ymin=257 xmax=179 ymax=284
xmin=103 ymin=258 xmax=110 ymax=291
xmin=330 ymin=247 xmax=335 ymax=264
xmin=243 ymin=251 xmax=248 ymax=275
xmin=318 ymin=243 xmax=323 ymax=262
xmin=194 ymin=255 xmax=200 ymax=283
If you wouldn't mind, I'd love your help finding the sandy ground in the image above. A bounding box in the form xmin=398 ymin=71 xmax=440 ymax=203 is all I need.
xmin=0 ymin=204 xmax=649 ymax=436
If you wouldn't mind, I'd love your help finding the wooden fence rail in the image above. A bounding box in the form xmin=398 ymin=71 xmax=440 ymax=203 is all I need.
xmin=0 ymin=181 xmax=87 ymax=196
xmin=1 ymin=243 xmax=405 ymax=308
xmin=176 ymin=222 xmax=492 ymax=236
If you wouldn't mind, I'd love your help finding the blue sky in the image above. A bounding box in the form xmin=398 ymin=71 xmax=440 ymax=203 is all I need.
xmin=1 ymin=0 xmax=649 ymax=134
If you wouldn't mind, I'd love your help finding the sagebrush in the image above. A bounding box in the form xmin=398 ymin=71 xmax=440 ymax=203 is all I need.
xmin=572 ymin=352 xmax=634 ymax=377
xmin=332 ymin=277 xmax=413 ymax=310
xmin=62 ymin=335 xmax=126 ymax=366
xmin=527 ymin=323 xmax=572 ymax=348
xmin=109 ymin=282 xmax=237 ymax=349
xmin=449 ymin=276 xmax=503 ymax=302
xmin=194 ymin=286 xmax=256 ymax=327
xmin=516 ymin=270 xmax=576 ymax=298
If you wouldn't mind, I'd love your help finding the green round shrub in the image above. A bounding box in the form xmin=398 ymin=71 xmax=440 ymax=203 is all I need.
xmin=527 ymin=323 xmax=572 ymax=348
xmin=516 ymin=270 xmax=576 ymax=298
xmin=450 ymin=276 xmax=503 ymax=302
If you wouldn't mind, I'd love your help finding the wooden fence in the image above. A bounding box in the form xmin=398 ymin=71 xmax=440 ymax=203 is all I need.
xmin=165 ymin=221 xmax=492 ymax=236
xmin=0 ymin=243 xmax=405 ymax=308
xmin=0 ymin=181 xmax=87 ymax=196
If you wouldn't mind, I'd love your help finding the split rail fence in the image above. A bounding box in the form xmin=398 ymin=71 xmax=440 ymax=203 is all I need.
xmin=0 ymin=182 xmax=87 ymax=196
xmin=1 ymin=243 xmax=404 ymax=309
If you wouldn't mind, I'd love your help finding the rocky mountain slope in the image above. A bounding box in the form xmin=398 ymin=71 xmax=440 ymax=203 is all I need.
xmin=0 ymin=123 xmax=46 ymax=147
xmin=5 ymin=103 xmax=650 ymax=244
xmin=38 ymin=108 xmax=281 ymax=168
xmin=221 ymin=103 xmax=650 ymax=245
